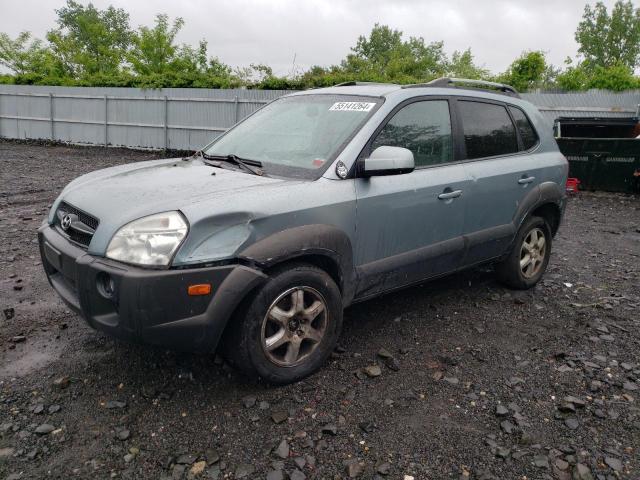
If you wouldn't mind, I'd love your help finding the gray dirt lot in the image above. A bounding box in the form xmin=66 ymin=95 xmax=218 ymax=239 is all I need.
xmin=0 ymin=140 xmax=639 ymax=480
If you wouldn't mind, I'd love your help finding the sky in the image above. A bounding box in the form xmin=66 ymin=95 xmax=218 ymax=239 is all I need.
xmin=0 ymin=0 xmax=626 ymax=76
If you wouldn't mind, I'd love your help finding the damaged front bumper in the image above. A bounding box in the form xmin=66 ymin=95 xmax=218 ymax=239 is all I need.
xmin=38 ymin=223 xmax=266 ymax=352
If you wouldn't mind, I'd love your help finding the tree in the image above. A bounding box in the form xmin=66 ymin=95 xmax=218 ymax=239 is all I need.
xmin=171 ymin=40 xmax=231 ymax=77
xmin=445 ymin=49 xmax=489 ymax=80
xmin=348 ymin=24 xmax=404 ymax=69
xmin=556 ymin=59 xmax=590 ymax=90
xmin=496 ymin=51 xmax=548 ymax=92
xmin=2 ymin=4 xmax=637 ymax=90
xmin=128 ymin=14 xmax=184 ymax=75
xmin=46 ymin=0 xmax=132 ymax=76
xmin=0 ymin=32 xmax=36 ymax=74
xmin=0 ymin=32 xmax=49 ymax=75
xmin=575 ymin=1 xmax=640 ymax=70
xmin=555 ymin=59 xmax=639 ymax=91
xmin=587 ymin=63 xmax=640 ymax=90
xmin=0 ymin=31 xmax=64 ymax=83
xmin=341 ymin=24 xmax=448 ymax=82
xmin=247 ymin=63 xmax=274 ymax=82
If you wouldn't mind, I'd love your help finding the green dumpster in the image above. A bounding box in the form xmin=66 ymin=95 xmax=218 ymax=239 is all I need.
xmin=555 ymin=117 xmax=640 ymax=194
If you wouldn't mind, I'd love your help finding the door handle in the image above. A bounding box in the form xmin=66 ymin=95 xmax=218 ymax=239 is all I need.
xmin=438 ymin=190 xmax=462 ymax=200
xmin=518 ymin=176 xmax=535 ymax=185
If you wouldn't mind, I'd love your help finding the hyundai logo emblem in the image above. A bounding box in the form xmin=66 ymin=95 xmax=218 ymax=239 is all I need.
xmin=61 ymin=214 xmax=73 ymax=231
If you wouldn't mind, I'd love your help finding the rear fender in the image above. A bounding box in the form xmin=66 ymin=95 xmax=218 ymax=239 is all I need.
xmin=506 ymin=181 xmax=565 ymax=254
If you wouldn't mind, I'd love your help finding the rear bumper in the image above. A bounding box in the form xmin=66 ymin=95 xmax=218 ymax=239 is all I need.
xmin=38 ymin=224 xmax=267 ymax=352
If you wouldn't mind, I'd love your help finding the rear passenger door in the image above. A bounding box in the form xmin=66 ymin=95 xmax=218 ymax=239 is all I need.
xmin=354 ymin=98 xmax=471 ymax=298
xmin=455 ymin=99 xmax=543 ymax=264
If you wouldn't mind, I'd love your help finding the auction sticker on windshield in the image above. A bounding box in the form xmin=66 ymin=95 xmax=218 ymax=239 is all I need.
xmin=329 ymin=102 xmax=376 ymax=112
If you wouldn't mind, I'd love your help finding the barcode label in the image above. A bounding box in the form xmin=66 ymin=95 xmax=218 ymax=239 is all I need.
xmin=329 ymin=102 xmax=376 ymax=112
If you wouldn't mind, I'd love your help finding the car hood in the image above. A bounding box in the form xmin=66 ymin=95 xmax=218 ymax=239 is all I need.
xmin=51 ymin=157 xmax=302 ymax=255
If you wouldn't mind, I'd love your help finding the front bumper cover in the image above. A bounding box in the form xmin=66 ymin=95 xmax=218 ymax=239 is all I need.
xmin=38 ymin=224 xmax=267 ymax=352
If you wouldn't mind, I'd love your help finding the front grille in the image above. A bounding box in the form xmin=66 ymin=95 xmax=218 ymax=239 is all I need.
xmin=66 ymin=229 xmax=93 ymax=247
xmin=58 ymin=202 xmax=99 ymax=230
xmin=55 ymin=202 xmax=99 ymax=248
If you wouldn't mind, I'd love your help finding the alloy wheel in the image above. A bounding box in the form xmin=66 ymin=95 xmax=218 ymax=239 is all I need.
xmin=261 ymin=286 xmax=328 ymax=367
xmin=520 ymin=227 xmax=547 ymax=279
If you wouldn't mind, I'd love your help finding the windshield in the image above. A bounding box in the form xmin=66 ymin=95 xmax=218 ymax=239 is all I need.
xmin=204 ymin=94 xmax=382 ymax=179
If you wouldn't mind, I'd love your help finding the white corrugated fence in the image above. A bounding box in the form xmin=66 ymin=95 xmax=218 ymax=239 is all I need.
xmin=0 ymin=85 xmax=638 ymax=151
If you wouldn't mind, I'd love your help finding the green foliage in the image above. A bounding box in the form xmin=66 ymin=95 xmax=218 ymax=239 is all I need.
xmin=1 ymin=3 xmax=639 ymax=91
xmin=0 ymin=32 xmax=60 ymax=77
xmin=556 ymin=60 xmax=640 ymax=91
xmin=46 ymin=0 xmax=133 ymax=76
xmin=495 ymin=51 xmax=550 ymax=91
xmin=445 ymin=49 xmax=489 ymax=80
xmin=575 ymin=1 xmax=640 ymax=69
xmin=128 ymin=14 xmax=184 ymax=75
xmin=587 ymin=63 xmax=640 ymax=90
xmin=555 ymin=1 xmax=640 ymax=91
xmin=340 ymin=24 xmax=448 ymax=83
xmin=0 ymin=2 xmax=237 ymax=88
xmin=0 ymin=31 xmax=37 ymax=74
xmin=555 ymin=64 xmax=588 ymax=91
xmin=348 ymin=24 xmax=404 ymax=69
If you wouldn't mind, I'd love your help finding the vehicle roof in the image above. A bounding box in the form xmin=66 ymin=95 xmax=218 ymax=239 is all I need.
xmin=288 ymin=83 xmax=531 ymax=107
xmin=290 ymin=84 xmax=402 ymax=97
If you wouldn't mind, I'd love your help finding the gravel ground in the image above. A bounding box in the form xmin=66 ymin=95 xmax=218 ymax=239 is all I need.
xmin=1 ymin=140 xmax=639 ymax=480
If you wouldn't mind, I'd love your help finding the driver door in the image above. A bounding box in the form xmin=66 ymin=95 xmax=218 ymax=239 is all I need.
xmin=354 ymin=99 xmax=470 ymax=299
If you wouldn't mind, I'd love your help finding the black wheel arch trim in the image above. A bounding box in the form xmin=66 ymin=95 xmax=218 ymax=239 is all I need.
xmin=506 ymin=181 xmax=565 ymax=254
xmin=238 ymin=224 xmax=356 ymax=304
xmin=514 ymin=182 xmax=565 ymax=228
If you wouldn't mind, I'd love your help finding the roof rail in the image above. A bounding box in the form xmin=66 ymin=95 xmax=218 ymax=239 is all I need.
xmin=333 ymin=81 xmax=394 ymax=87
xmin=404 ymin=77 xmax=521 ymax=98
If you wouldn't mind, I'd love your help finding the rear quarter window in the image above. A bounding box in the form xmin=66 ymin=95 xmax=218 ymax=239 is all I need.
xmin=509 ymin=106 xmax=539 ymax=150
xmin=459 ymin=101 xmax=518 ymax=159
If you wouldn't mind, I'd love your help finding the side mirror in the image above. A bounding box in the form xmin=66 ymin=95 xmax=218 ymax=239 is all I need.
xmin=362 ymin=146 xmax=415 ymax=177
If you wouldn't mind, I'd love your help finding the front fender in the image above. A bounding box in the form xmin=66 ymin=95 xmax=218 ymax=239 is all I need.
xmin=238 ymin=224 xmax=355 ymax=304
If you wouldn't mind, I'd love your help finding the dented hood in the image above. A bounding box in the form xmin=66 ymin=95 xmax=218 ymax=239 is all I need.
xmin=50 ymin=157 xmax=302 ymax=256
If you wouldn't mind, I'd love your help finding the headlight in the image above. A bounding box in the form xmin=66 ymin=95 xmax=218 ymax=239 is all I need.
xmin=106 ymin=212 xmax=188 ymax=267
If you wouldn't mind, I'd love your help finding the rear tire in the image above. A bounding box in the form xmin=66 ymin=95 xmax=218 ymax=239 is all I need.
xmin=222 ymin=263 xmax=343 ymax=384
xmin=496 ymin=216 xmax=552 ymax=290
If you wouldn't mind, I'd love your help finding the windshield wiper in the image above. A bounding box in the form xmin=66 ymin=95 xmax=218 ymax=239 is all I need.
xmin=201 ymin=152 xmax=264 ymax=176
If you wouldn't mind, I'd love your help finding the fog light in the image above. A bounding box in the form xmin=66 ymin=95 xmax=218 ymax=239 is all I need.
xmin=97 ymin=272 xmax=116 ymax=299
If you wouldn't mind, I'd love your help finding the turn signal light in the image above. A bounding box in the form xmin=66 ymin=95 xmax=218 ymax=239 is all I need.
xmin=187 ymin=284 xmax=212 ymax=296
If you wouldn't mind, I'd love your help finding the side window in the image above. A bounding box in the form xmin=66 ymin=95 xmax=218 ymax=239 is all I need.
xmin=459 ymin=101 xmax=518 ymax=159
xmin=508 ymin=106 xmax=539 ymax=150
xmin=371 ymin=100 xmax=453 ymax=167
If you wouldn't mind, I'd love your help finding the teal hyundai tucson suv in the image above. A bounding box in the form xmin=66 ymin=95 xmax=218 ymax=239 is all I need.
xmin=39 ymin=78 xmax=568 ymax=384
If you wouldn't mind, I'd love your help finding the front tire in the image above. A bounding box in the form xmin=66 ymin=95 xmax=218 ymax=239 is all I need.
xmin=223 ymin=263 xmax=343 ymax=384
xmin=496 ymin=216 xmax=552 ymax=290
